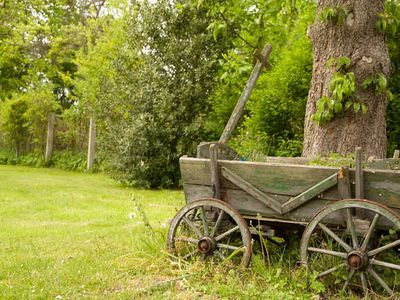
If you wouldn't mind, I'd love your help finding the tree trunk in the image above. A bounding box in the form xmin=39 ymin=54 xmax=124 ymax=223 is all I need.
xmin=303 ymin=0 xmax=389 ymax=159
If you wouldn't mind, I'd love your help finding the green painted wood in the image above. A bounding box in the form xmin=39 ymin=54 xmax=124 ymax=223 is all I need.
xmin=219 ymin=44 xmax=271 ymax=144
xmin=180 ymin=157 xmax=340 ymax=196
xmin=221 ymin=167 xmax=283 ymax=214
xmin=180 ymin=157 xmax=400 ymax=210
xmin=281 ymin=172 xmax=338 ymax=214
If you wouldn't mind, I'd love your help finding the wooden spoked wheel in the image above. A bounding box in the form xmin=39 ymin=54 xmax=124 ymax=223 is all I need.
xmin=300 ymin=199 xmax=400 ymax=298
xmin=167 ymin=199 xmax=252 ymax=268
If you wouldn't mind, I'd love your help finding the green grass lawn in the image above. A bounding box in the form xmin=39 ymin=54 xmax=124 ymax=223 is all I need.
xmin=0 ymin=165 xmax=185 ymax=299
xmin=0 ymin=165 xmax=324 ymax=299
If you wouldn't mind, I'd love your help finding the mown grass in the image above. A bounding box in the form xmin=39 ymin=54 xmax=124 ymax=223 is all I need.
xmin=0 ymin=165 xmax=326 ymax=299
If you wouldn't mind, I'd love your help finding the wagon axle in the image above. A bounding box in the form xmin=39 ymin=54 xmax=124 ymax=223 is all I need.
xmin=347 ymin=250 xmax=368 ymax=271
xmin=197 ymin=236 xmax=217 ymax=254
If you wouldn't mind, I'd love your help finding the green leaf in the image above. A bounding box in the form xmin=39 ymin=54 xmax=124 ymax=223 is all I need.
xmin=361 ymin=104 xmax=367 ymax=114
xmin=353 ymin=102 xmax=360 ymax=113
xmin=345 ymin=101 xmax=352 ymax=110
xmin=334 ymin=101 xmax=343 ymax=113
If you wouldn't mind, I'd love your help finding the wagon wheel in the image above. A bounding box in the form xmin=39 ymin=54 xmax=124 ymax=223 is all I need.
xmin=167 ymin=199 xmax=252 ymax=268
xmin=300 ymin=199 xmax=400 ymax=298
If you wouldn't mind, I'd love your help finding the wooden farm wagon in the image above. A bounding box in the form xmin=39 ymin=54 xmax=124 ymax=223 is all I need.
xmin=167 ymin=45 xmax=400 ymax=297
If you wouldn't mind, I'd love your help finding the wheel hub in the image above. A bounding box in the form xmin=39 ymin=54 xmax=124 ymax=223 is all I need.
xmin=347 ymin=250 xmax=369 ymax=270
xmin=197 ymin=236 xmax=217 ymax=254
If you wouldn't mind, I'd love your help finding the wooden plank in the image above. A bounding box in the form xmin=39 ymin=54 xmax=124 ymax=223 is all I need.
xmin=180 ymin=156 xmax=400 ymax=210
xmin=87 ymin=116 xmax=96 ymax=171
xmin=355 ymin=147 xmax=364 ymax=218
xmin=394 ymin=150 xmax=400 ymax=159
xmin=221 ymin=167 xmax=283 ymax=214
xmin=219 ymin=44 xmax=272 ymax=144
xmin=180 ymin=157 xmax=340 ymax=196
xmin=182 ymin=183 xmax=400 ymax=227
xmin=366 ymin=158 xmax=400 ymax=170
xmin=281 ymin=172 xmax=338 ymax=214
xmin=209 ymin=144 xmax=221 ymax=199
xmin=355 ymin=147 xmax=364 ymax=199
xmin=45 ymin=113 xmax=55 ymax=162
xmin=338 ymin=166 xmax=352 ymax=199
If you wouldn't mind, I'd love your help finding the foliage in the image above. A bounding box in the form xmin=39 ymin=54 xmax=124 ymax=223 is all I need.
xmin=0 ymin=96 xmax=30 ymax=156
xmin=362 ymin=73 xmax=388 ymax=94
xmin=205 ymin=0 xmax=315 ymax=158
xmin=94 ymin=0 xmax=230 ymax=188
xmin=312 ymin=57 xmax=367 ymax=125
xmin=319 ymin=6 xmax=349 ymax=25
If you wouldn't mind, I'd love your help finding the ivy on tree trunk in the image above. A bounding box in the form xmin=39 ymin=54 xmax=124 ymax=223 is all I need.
xmin=303 ymin=0 xmax=390 ymax=159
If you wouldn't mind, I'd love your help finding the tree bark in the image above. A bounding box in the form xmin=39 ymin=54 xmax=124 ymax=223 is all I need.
xmin=303 ymin=0 xmax=389 ymax=158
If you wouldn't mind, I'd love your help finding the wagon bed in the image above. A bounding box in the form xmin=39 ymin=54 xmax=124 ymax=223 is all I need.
xmin=180 ymin=155 xmax=400 ymax=224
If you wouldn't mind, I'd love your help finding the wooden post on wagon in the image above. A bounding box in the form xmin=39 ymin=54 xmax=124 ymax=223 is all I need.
xmin=355 ymin=147 xmax=365 ymax=218
xmin=87 ymin=116 xmax=96 ymax=171
xmin=219 ymin=44 xmax=272 ymax=144
xmin=45 ymin=113 xmax=55 ymax=162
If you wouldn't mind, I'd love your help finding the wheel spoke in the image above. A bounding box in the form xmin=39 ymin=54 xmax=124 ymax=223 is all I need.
xmin=368 ymin=267 xmax=395 ymax=296
xmin=368 ymin=239 xmax=400 ymax=257
xmin=174 ymin=236 xmax=199 ymax=244
xmin=318 ymin=223 xmax=352 ymax=252
xmin=200 ymin=206 xmax=209 ymax=236
xmin=317 ymin=263 xmax=346 ymax=278
xmin=342 ymin=269 xmax=355 ymax=292
xmin=360 ymin=271 xmax=369 ymax=296
xmin=217 ymin=243 xmax=240 ymax=251
xmin=182 ymin=216 xmax=202 ymax=238
xmin=360 ymin=213 xmax=380 ymax=251
xmin=346 ymin=208 xmax=359 ymax=248
xmin=308 ymin=247 xmax=347 ymax=258
xmin=214 ymin=250 xmax=226 ymax=260
xmin=183 ymin=249 xmax=199 ymax=260
xmin=210 ymin=210 xmax=225 ymax=237
xmin=370 ymin=258 xmax=400 ymax=271
xmin=215 ymin=225 xmax=240 ymax=242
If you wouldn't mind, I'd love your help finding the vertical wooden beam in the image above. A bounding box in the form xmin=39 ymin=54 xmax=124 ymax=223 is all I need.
xmin=338 ymin=166 xmax=351 ymax=199
xmin=87 ymin=116 xmax=96 ymax=171
xmin=209 ymin=144 xmax=220 ymax=199
xmin=45 ymin=113 xmax=55 ymax=162
xmin=338 ymin=166 xmax=351 ymax=226
xmin=393 ymin=150 xmax=400 ymax=159
xmin=219 ymin=44 xmax=271 ymax=144
xmin=355 ymin=147 xmax=364 ymax=218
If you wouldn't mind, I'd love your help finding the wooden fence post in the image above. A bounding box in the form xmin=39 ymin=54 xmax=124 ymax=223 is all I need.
xmin=45 ymin=113 xmax=55 ymax=162
xmin=87 ymin=116 xmax=96 ymax=171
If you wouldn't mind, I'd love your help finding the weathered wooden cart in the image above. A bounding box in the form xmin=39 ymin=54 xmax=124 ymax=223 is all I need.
xmin=167 ymin=45 xmax=400 ymax=297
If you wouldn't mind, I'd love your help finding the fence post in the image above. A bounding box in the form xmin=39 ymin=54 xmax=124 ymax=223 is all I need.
xmin=45 ymin=113 xmax=55 ymax=162
xmin=87 ymin=116 xmax=96 ymax=171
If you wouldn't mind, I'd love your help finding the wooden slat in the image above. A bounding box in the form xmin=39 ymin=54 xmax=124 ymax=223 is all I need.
xmin=180 ymin=157 xmax=340 ymax=196
xmin=281 ymin=172 xmax=338 ymax=214
xmin=219 ymin=44 xmax=272 ymax=144
xmin=209 ymin=144 xmax=221 ymax=199
xmin=338 ymin=166 xmax=352 ymax=199
xmin=180 ymin=157 xmax=400 ymax=210
xmin=221 ymin=167 xmax=283 ymax=214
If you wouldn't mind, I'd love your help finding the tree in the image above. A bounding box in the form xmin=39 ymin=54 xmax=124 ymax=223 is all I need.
xmin=303 ymin=0 xmax=390 ymax=158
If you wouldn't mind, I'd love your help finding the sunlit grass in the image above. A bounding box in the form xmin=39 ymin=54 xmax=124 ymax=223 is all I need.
xmin=0 ymin=165 xmax=323 ymax=299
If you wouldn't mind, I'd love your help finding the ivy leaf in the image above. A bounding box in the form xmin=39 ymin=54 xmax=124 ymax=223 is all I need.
xmin=345 ymin=101 xmax=352 ymax=110
xmin=353 ymin=102 xmax=361 ymax=113
xmin=334 ymin=101 xmax=342 ymax=113
xmin=361 ymin=104 xmax=367 ymax=114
